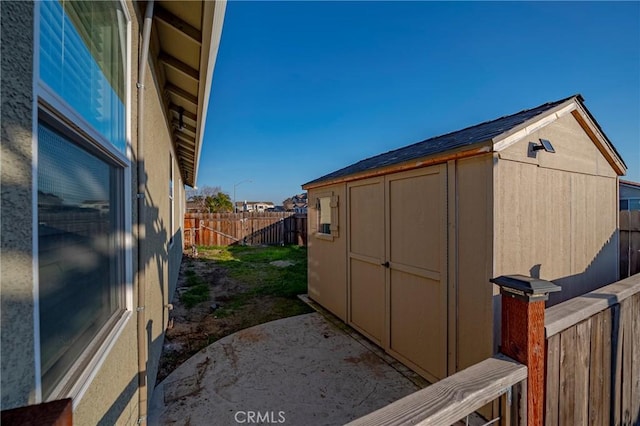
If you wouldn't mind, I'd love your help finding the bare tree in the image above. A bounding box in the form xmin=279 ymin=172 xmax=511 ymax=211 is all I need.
xmin=282 ymin=197 xmax=295 ymax=211
xmin=186 ymin=185 xmax=221 ymax=212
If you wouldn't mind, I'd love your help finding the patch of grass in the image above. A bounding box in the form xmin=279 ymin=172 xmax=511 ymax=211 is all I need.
xmin=197 ymin=244 xmax=310 ymax=314
xmin=181 ymin=273 xmax=209 ymax=308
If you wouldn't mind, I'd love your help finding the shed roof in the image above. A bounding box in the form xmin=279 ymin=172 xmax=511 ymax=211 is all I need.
xmin=303 ymin=94 xmax=626 ymax=189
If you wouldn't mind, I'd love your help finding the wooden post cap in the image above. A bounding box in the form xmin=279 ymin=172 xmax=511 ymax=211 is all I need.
xmin=491 ymin=274 xmax=561 ymax=302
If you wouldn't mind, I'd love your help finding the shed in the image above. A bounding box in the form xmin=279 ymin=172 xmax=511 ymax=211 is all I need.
xmin=302 ymin=94 xmax=626 ymax=384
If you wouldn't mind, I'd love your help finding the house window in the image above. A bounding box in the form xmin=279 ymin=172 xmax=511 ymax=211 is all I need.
xmin=621 ymin=198 xmax=640 ymax=211
xmin=36 ymin=0 xmax=130 ymax=400
xmin=317 ymin=197 xmax=332 ymax=235
xmin=37 ymin=121 xmax=126 ymax=398
xmin=39 ymin=0 xmax=128 ymax=153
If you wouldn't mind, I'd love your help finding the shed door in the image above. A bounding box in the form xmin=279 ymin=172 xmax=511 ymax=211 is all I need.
xmin=347 ymin=178 xmax=385 ymax=344
xmin=347 ymin=166 xmax=448 ymax=382
xmin=386 ymin=165 xmax=448 ymax=381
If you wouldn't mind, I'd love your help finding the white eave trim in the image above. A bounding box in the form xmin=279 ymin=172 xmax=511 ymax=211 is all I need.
xmin=492 ymin=100 xmax=578 ymax=152
xmin=571 ymin=100 xmax=627 ymax=175
xmin=192 ymin=0 xmax=227 ymax=187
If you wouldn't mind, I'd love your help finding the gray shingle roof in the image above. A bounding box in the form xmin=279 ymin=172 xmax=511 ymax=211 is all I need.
xmin=304 ymin=95 xmax=580 ymax=187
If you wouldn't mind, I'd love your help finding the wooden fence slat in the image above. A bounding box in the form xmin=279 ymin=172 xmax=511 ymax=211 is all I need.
xmin=621 ymin=299 xmax=632 ymax=425
xmin=631 ymin=294 xmax=640 ymax=426
xmin=601 ymin=307 xmax=612 ymax=425
xmin=588 ymin=311 xmax=605 ymax=426
xmin=575 ymin=319 xmax=591 ymax=425
xmin=545 ymin=334 xmax=560 ymax=426
xmin=611 ymin=303 xmax=623 ymax=426
xmin=560 ymin=327 xmax=576 ymax=426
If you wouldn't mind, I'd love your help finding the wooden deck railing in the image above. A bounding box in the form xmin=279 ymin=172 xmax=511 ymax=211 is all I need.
xmin=346 ymin=354 xmax=527 ymax=426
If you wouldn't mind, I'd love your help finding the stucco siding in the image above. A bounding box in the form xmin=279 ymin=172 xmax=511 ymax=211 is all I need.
xmin=73 ymin=320 xmax=139 ymax=425
xmin=142 ymin=56 xmax=175 ymax=391
xmin=0 ymin=0 xmax=37 ymax=410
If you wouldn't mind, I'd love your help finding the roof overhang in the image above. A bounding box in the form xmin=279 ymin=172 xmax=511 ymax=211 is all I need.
xmin=148 ymin=0 xmax=226 ymax=187
xmin=492 ymin=95 xmax=627 ymax=176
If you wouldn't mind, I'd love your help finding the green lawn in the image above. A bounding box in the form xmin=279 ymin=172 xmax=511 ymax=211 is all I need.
xmin=182 ymin=244 xmax=310 ymax=317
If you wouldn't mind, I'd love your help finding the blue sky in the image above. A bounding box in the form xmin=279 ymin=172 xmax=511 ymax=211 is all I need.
xmin=199 ymin=1 xmax=640 ymax=205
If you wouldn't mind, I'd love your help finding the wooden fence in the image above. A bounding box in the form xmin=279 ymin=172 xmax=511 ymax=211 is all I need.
xmin=544 ymin=273 xmax=640 ymax=426
xmin=620 ymin=209 xmax=640 ymax=278
xmin=184 ymin=212 xmax=307 ymax=247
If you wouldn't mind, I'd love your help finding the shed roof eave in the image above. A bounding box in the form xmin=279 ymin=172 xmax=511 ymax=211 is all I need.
xmin=570 ymin=101 xmax=626 ymax=176
xmin=491 ymin=95 xmax=627 ymax=177
xmin=491 ymin=96 xmax=580 ymax=151
xmin=302 ymin=143 xmax=492 ymax=190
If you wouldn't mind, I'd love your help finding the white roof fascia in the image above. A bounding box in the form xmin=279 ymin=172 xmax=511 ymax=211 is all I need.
xmin=492 ymin=101 xmax=577 ymax=152
xmin=193 ymin=0 xmax=227 ymax=187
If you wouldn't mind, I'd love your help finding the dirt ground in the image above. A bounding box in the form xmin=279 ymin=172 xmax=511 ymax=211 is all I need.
xmin=156 ymin=249 xmax=311 ymax=384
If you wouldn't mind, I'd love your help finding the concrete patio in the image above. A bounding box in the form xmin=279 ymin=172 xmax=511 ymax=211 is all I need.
xmin=149 ymin=301 xmax=428 ymax=425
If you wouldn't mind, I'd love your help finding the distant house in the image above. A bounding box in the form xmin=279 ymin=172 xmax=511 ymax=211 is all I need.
xmin=620 ymin=179 xmax=640 ymax=210
xmin=620 ymin=180 xmax=640 ymax=278
xmin=237 ymin=201 xmax=275 ymax=213
xmin=303 ymin=94 xmax=626 ymax=388
xmin=1 ymin=1 xmax=226 ymax=424
xmin=186 ymin=200 xmax=203 ymax=213
xmin=284 ymin=193 xmax=308 ymax=213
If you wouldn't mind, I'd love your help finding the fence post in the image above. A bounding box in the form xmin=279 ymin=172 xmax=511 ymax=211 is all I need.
xmin=490 ymin=275 xmax=561 ymax=426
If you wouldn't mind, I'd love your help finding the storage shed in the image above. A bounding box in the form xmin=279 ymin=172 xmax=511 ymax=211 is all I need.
xmin=302 ymin=94 xmax=626 ymax=383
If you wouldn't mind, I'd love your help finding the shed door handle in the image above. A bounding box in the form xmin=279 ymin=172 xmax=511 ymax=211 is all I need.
xmin=381 ymin=261 xmax=390 ymax=268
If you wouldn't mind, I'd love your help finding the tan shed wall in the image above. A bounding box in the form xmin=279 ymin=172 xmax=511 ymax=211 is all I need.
xmin=453 ymin=154 xmax=495 ymax=372
xmin=307 ymin=183 xmax=348 ymax=321
xmin=494 ymin=116 xmax=619 ymax=306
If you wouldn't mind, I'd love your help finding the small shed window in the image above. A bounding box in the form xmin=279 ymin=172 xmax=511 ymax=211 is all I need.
xmin=314 ymin=193 xmax=339 ymax=240
xmin=318 ymin=197 xmax=332 ymax=234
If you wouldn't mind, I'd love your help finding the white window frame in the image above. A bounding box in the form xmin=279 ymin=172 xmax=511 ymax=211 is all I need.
xmin=32 ymin=0 xmax=133 ymax=407
xmin=313 ymin=191 xmax=339 ymax=242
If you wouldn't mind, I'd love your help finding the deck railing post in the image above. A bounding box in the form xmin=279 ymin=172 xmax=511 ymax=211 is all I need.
xmin=490 ymin=275 xmax=561 ymax=426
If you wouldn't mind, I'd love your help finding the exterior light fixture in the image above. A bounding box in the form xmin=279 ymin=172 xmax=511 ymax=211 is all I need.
xmin=532 ymin=138 xmax=555 ymax=153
